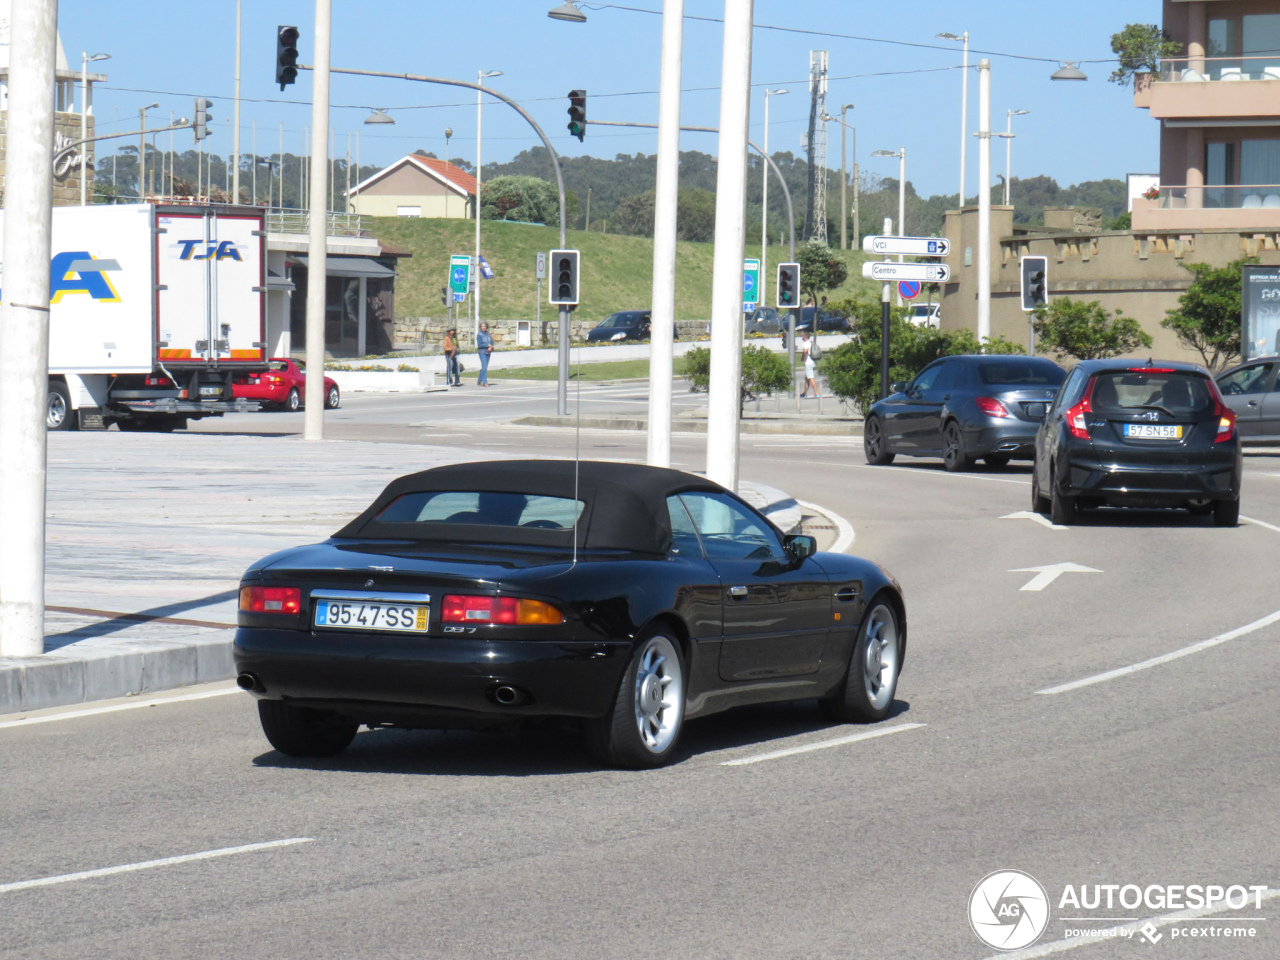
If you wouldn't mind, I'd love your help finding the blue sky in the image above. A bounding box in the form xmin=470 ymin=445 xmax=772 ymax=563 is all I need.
xmin=60 ymin=0 xmax=1162 ymax=198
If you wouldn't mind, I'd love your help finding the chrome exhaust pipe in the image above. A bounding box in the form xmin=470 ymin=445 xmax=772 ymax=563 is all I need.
xmin=492 ymin=685 xmax=522 ymax=706
xmin=236 ymin=672 xmax=265 ymax=693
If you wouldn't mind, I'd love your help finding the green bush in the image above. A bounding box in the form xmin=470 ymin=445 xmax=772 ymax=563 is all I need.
xmin=819 ymin=297 xmax=1023 ymax=414
xmin=1032 ymin=297 xmax=1152 ymax=361
xmin=1162 ymin=258 xmax=1255 ymax=371
xmin=683 ymin=345 xmax=792 ymax=409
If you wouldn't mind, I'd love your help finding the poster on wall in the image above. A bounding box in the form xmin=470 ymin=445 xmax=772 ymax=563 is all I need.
xmin=1242 ymin=265 xmax=1280 ymax=361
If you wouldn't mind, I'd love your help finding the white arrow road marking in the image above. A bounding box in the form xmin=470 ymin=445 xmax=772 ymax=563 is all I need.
xmin=1009 ymin=562 xmax=1102 ymax=591
xmin=1001 ymin=510 xmax=1067 ymax=531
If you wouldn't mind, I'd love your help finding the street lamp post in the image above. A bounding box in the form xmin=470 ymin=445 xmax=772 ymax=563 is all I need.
xmin=232 ymin=0 xmax=242 ymax=204
xmin=937 ymin=31 xmax=969 ymax=207
xmin=1004 ymin=108 xmax=1029 ymax=205
xmin=872 ymin=148 xmax=906 ymax=303
xmin=80 ymin=52 xmax=110 ymax=205
xmin=304 ymin=0 xmax=331 ymax=439
xmin=475 ymin=68 xmax=503 ymax=346
xmin=138 ymin=101 xmax=158 ymax=200
xmin=821 ymin=105 xmax=855 ymax=250
xmin=976 ymin=59 xmax=991 ymax=342
xmin=760 ymin=88 xmax=787 ymax=308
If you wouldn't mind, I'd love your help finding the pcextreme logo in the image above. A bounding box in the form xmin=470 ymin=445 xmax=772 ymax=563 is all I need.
xmin=49 ymin=251 xmax=123 ymax=304
xmin=171 ymin=239 xmax=244 ymax=261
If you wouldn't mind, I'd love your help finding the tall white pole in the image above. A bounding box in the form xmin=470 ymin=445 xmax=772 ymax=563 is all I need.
xmin=475 ymin=73 xmax=484 ymax=347
xmin=304 ymin=0 xmax=331 ymax=439
xmin=0 ymin=0 xmax=58 ymax=657
xmin=80 ymin=54 xmax=89 ymax=205
xmin=960 ymin=32 xmax=969 ymax=206
xmin=705 ymin=0 xmax=754 ymax=493
xmin=977 ymin=58 xmax=991 ymax=343
xmin=232 ymin=0 xmax=242 ymax=203
xmin=896 ymin=148 xmax=905 ymax=306
xmin=645 ymin=0 xmax=684 ymax=468
xmin=760 ymin=91 xmax=770 ymax=310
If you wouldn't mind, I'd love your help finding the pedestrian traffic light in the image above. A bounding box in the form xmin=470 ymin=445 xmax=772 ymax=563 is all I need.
xmin=549 ymin=249 xmax=580 ymax=306
xmin=567 ymin=90 xmax=587 ymax=142
xmin=1020 ymin=255 xmax=1048 ymax=311
xmin=193 ymin=98 xmax=212 ymax=141
xmin=776 ymin=262 xmax=801 ymax=309
xmin=277 ymin=25 xmax=300 ymax=91
xmin=440 ymin=286 xmax=449 ymax=308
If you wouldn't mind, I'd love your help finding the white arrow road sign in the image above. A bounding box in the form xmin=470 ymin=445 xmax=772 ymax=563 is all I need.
xmin=1009 ymin=562 xmax=1103 ymax=592
xmin=861 ymin=235 xmax=950 ymax=257
xmin=861 ymin=261 xmax=951 ymax=283
xmin=1001 ymin=511 xmax=1067 ymax=531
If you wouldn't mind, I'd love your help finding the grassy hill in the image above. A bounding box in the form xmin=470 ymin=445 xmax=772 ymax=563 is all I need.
xmin=368 ymin=217 xmax=882 ymax=324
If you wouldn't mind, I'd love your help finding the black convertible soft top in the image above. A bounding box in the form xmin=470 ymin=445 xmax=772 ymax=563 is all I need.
xmin=333 ymin=460 xmax=728 ymax=554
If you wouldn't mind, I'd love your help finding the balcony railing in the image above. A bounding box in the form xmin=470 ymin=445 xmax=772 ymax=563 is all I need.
xmin=1158 ymin=54 xmax=1280 ymax=83
xmin=266 ymin=208 xmax=365 ymax=237
xmin=1155 ymin=185 xmax=1280 ymax=210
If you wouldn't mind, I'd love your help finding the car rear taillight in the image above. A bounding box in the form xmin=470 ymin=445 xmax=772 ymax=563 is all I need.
xmin=143 ymin=376 xmax=174 ymax=387
xmin=441 ymin=595 xmax=564 ymax=625
xmin=974 ymin=396 xmax=1011 ymax=418
xmin=239 ymin=586 xmax=302 ymax=614
xmin=1064 ymin=378 xmax=1096 ymax=440
xmin=1208 ymin=379 xmax=1236 ymax=443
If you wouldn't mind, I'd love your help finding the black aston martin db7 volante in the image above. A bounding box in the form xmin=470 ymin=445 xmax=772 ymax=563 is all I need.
xmin=234 ymin=460 xmax=907 ymax=768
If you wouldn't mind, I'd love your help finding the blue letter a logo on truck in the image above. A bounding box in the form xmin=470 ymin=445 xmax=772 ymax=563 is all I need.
xmin=49 ymin=251 xmax=122 ymax=303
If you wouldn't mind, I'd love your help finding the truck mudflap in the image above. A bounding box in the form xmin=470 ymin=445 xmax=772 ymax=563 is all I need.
xmin=116 ymin=398 xmax=261 ymax=415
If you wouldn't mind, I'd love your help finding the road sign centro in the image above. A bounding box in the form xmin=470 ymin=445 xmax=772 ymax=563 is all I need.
xmin=861 ymin=261 xmax=951 ymax=283
xmin=898 ymin=280 xmax=922 ymax=301
xmin=861 ymin=235 xmax=950 ymax=257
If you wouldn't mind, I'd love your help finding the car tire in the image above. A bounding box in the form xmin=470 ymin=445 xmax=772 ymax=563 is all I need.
xmin=1213 ymin=498 xmax=1240 ymax=528
xmin=1050 ymin=470 xmax=1077 ymax=525
xmin=819 ymin=597 xmax=902 ymax=724
xmin=1031 ymin=467 xmax=1051 ymax=515
xmin=47 ymin=381 xmax=75 ymax=431
xmin=983 ymin=455 xmax=1011 ymax=468
xmin=324 ymin=384 xmax=340 ymax=410
xmin=863 ymin=416 xmax=895 ymax=465
xmin=285 ymin=388 xmax=301 ymax=412
xmin=942 ymin=421 xmax=973 ymax=472
xmin=257 ymin=700 xmax=358 ymax=758
xmin=586 ymin=629 xmax=685 ymax=769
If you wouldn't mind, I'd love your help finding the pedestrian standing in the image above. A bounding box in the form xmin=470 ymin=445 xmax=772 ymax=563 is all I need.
xmin=443 ymin=327 xmax=461 ymax=386
xmin=477 ymin=322 xmax=494 ymax=387
xmin=800 ymin=333 xmax=819 ymax=398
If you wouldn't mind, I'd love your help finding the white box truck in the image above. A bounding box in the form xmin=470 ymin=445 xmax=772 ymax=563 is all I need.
xmin=0 ymin=203 xmax=269 ymax=431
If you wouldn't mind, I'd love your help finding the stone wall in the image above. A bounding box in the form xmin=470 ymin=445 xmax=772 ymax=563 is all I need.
xmin=0 ymin=112 xmax=93 ymax=207
xmin=394 ymin=316 xmax=709 ymax=351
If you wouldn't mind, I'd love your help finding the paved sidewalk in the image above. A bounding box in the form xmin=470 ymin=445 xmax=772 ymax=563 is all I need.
xmin=0 ymin=434 xmax=803 ymax=716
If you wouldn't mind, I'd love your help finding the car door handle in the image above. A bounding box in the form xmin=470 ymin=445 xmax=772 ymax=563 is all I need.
xmin=942 ymin=394 xmax=951 ymax=401
xmin=1248 ymin=400 xmax=1259 ymax=406
xmin=728 ymin=585 xmax=748 ymax=597
xmin=834 ymin=586 xmax=860 ymax=601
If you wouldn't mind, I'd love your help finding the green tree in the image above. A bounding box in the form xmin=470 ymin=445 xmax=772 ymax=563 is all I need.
xmin=480 ymin=175 xmax=560 ymax=224
xmin=1161 ymin=258 xmax=1255 ymax=371
xmin=683 ymin=345 xmax=792 ymax=410
xmin=1032 ymin=298 xmax=1153 ymax=360
xmin=794 ymin=240 xmax=849 ymax=304
xmin=1109 ymin=24 xmax=1182 ymax=86
xmin=819 ymin=298 xmax=1023 ymax=414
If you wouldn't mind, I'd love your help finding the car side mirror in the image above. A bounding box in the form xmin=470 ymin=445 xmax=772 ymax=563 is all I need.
xmin=785 ymin=534 xmax=817 ymax=561
xmin=890 ymin=380 xmax=909 ymax=394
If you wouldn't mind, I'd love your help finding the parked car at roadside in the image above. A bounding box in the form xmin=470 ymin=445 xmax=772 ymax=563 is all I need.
xmin=793 ymin=306 xmax=850 ymax=334
xmin=863 ymin=355 xmax=1066 ymax=471
xmin=1216 ymin=356 xmax=1280 ymax=444
xmin=1032 ymin=359 xmax=1241 ymax=526
xmin=232 ymin=358 xmax=340 ymax=411
xmin=586 ymin=310 xmax=678 ymax=343
xmin=909 ymin=303 xmax=941 ymax=328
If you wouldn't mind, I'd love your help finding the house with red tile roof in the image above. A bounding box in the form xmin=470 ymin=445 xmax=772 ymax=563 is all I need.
xmin=347 ymin=154 xmax=477 ymax=219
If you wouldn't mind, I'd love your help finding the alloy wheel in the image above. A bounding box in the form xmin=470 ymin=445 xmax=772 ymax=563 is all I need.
xmin=632 ymin=635 xmax=683 ymax=753
xmin=47 ymin=392 xmax=68 ymax=429
xmin=862 ymin=604 xmax=900 ymax=711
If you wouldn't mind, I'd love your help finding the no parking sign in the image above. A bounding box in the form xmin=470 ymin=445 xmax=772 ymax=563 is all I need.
xmin=898 ymin=280 xmax=921 ymax=301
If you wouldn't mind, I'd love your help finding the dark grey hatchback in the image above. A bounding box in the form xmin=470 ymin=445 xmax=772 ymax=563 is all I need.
xmin=863 ymin=355 xmax=1066 ymax=471
xmin=1032 ymin=359 xmax=1242 ymax=526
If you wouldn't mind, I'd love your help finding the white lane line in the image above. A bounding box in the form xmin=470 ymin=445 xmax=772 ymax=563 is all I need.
xmin=721 ymin=722 xmax=925 ymax=766
xmin=1038 ymin=607 xmax=1280 ymax=695
xmin=982 ymin=886 xmax=1280 ymax=959
xmin=1001 ymin=510 xmax=1067 ymax=531
xmin=0 ymin=838 xmax=314 ymax=895
xmin=1242 ymin=514 xmax=1280 ymax=534
xmin=0 ymin=686 xmax=241 ymax=730
xmin=795 ymin=498 xmax=856 ymax=553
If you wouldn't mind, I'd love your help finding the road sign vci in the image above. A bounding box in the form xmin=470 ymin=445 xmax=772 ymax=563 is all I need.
xmin=861 ymin=235 xmax=950 ymax=257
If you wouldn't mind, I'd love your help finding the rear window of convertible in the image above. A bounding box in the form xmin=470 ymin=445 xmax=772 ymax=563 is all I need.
xmin=375 ymin=491 xmax=585 ymax=529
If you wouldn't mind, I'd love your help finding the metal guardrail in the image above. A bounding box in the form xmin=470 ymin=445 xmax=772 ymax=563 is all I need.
xmin=266 ymin=208 xmax=364 ymax=237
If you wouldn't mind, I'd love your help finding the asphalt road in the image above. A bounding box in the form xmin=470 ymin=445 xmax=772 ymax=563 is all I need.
xmin=4 ymin=383 xmax=1279 ymax=959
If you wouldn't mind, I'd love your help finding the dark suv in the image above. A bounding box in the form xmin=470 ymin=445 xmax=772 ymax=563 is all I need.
xmin=1032 ymin=359 xmax=1242 ymax=526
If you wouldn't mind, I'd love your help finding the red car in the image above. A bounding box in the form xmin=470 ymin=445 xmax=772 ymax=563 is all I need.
xmin=232 ymin=358 xmax=340 ymax=411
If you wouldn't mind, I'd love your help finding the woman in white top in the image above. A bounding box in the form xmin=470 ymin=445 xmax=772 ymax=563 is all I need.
xmin=800 ymin=334 xmax=819 ymax=398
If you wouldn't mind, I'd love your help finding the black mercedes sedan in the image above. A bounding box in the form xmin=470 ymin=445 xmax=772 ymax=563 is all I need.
xmin=1032 ymin=359 xmax=1242 ymax=526
xmin=234 ymin=460 xmax=907 ymax=769
xmin=863 ymin=355 xmax=1066 ymax=471
xmin=585 ymin=310 xmax=677 ymax=343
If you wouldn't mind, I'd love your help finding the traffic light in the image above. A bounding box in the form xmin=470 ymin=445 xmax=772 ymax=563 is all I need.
xmin=1020 ymin=255 xmax=1048 ymax=311
xmin=549 ymin=249 xmax=580 ymax=305
xmin=193 ymin=98 xmax=212 ymax=141
xmin=440 ymin=286 xmax=449 ymax=308
xmin=567 ymin=90 xmax=587 ymax=142
xmin=277 ymin=25 xmax=300 ymax=91
xmin=776 ymin=262 xmax=801 ymax=309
